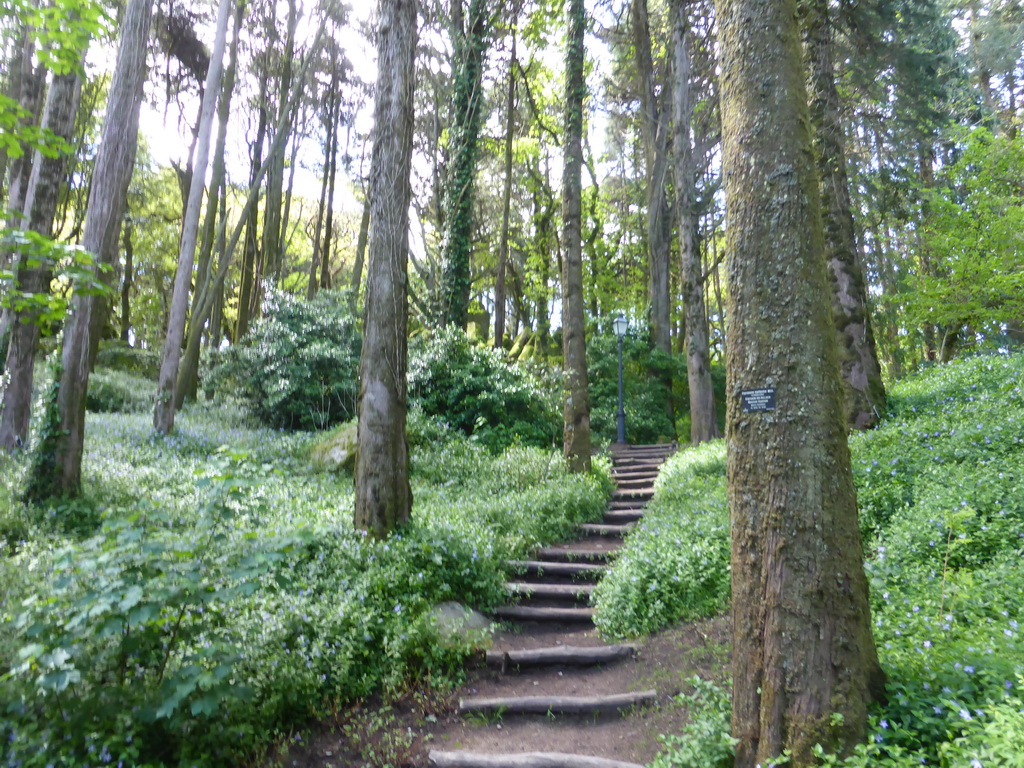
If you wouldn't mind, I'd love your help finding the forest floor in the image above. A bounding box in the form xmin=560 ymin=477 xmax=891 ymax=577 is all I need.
xmin=283 ymin=615 xmax=730 ymax=768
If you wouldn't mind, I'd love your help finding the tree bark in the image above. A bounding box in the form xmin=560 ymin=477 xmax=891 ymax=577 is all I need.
xmin=672 ymin=0 xmax=719 ymax=445
xmin=23 ymin=0 xmax=153 ymax=496
xmin=153 ymin=0 xmax=232 ymax=434
xmin=236 ymin=64 xmax=269 ymax=340
xmin=306 ymin=71 xmax=336 ymax=299
xmin=494 ymin=22 xmax=517 ymax=350
xmin=119 ymin=219 xmax=134 ymax=342
xmin=715 ymin=0 xmax=886 ymax=764
xmin=354 ymin=0 xmax=417 ymax=538
xmin=319 ymin=79 xmax=340 ymax=292
xmin=0 ymin=70 xmax=83 ymax=452
xmin=348 ymin=194 xmax=370 ymax=312
xmin=800 ymin=0 xmax=886 ymax=430
xmin=560 ymin=0 xmax=591 ymax=472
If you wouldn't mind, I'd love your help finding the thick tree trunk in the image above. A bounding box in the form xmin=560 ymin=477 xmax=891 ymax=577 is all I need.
xmin=715 ymin=0 xmax=886 ymax=764
xmin=0 ymin=71 xmax=82 ymax=452
xmin=560 ymin=0 xmax=591 ymax=472
xmin=440 ymin=0 xmax=490 ymax=329
xmin=672 ymin=0 xmax=719 ymax=445
xmin=153 ymin=0 xmax=232 ymax=434
xmin=494 ymin=24 xmax=517 ymax=350
xmin=801 ymin=0 xmax=886 ymax=430
xmin=354 ymin=0 xmax=417 ymax=537
xmin=24 ymin=0 xmax=153 ymax=496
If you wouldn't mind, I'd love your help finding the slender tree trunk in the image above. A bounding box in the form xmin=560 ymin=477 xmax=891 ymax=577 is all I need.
xmin=494 ymin=23 xmax=517 ymax=350
xmin=716 ymin=0 xmax=886 ymax=764
xmin=801 ymin=0 xmax=886 ymax=429
xmin=319 ymin=76 xmax=340 ymax=291
xmin=153 ymin=0 xmax=232 ymax=434
xmin=560 ymin=0 xmax=591 ymax=471
xmin=672 ymin=0 xmax=719 ymax=444
xmin=440 ymin=0 xmax=491 ymax=329
xmin=306 ymin=79 xmax=335 ymax=298
xmin=120 ymin=218 xmax=134 ymax=342
xmin=236 ymin=65 xmax=269 ymax=340
xmin=349 ymin=195 xmax=370 ymax=312
xmin=0 ymin=71 xmax=82 ymax=452
xmin=354 ymin=0 xmax=417 ymax=538
xmin=23 ymin=0 xmax=153 ymax=496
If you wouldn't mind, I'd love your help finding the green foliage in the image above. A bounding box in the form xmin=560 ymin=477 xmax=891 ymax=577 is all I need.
xmin=85 ymin=368 xmax=155 ymax=413
xmin=0 ymin=402 xmax=610 ymax=767
xmin=593 ymin=441 xmax=730 ymax=638
xmin=408 ymin=328 xmax=560 ymax=452
xmin=94 ymin=340 xmax=161 ymax=378
xmin=209 ymin=289 xmax=361 ymax=431
xmin=651 ymin=677 xmax=736 ymax=768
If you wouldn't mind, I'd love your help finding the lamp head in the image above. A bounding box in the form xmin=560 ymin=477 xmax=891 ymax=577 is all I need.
xmin=613 ymin=316 xmax=628 ymax=337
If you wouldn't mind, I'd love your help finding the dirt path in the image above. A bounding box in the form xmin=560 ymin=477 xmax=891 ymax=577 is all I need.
xmin=283 ymin=445 xmax=730 ymax=768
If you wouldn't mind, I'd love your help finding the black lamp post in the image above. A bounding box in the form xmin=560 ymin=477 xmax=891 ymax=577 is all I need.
xmin=613 ymin=315 xmax=628 ymax=444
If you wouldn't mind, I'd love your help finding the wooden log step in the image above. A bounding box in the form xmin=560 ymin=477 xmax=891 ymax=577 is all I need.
xmin=579 ymin=523 xmax=633 ymax=536
xmin=505 ymin=582 xmax=595 ymax=598
xmin=612 ymin=489 xmax=653 ymax=501
xmin=608 ymin=500 xmax=647 ymax=511
xmin=460 ymin=690 xmax=657 ymax=715
xmin=613 ymin=478 xmax=655 ymax=490
xmin=491 ymin=606 xmax=595 ymax=622
xmin=535 ymin=547 xmax=613 ymax=563
xmin=484 ymin=644 xmax=638 ymax=669
xmin=603 ymin=510 xmax=643 ymax=524
xmin=430 ymin=751 xmax=646 ymax=768
xmin=507 ymin=560 xmax=607 ymax=577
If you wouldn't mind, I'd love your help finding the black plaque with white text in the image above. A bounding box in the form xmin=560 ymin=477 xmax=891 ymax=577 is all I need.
xmin=740 ymin=388 xmax=776 ymax=413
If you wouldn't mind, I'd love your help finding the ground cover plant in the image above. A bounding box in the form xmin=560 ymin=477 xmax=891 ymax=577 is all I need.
xmin=600 ymin=352 xmax=1024 ymax=766
xmin=0 ymin=398 xmax=611 ymax=767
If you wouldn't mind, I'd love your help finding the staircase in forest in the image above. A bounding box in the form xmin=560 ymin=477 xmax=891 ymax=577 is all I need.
xmin=429 ymin=443 xmax=676 ymax=768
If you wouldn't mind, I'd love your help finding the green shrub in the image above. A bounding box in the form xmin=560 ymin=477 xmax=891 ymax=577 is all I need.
xmin=652 ymin=676 xmax=736 ymax=768
xmin=86 ymin=368 xmax=155 ymax=413
xmin=94 ymin=340 xmax=161 ymax=378
xmin=209 ymin=289 xmax=361 ymax=431
xmin=408 ymin=328 xmax=559 ymax=452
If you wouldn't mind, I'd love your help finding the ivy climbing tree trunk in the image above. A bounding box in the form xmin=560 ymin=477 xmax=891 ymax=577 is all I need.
xmin=801 ymin=0 xmax=886 ymax=430
xmin=440 ymin=0 xmax=490 ymax=329
xmin=560 ymin=0 xmax=591 ymax=472
xmin=153 ymin=0 xmax=232 ymax=434
xmin=715 ymin=0 xmax=886 ymax=764
xmin=354 ymin=0 xmax=417 ymax=538
xmin=672 ymin=0 xmax=719 ymax=444
xmin=24 ymin=0 xmax=153 ymax=497
xmin=493 ymin=19 xmax=517 ymax=350
xmin=0 ymin=70 xmax=82 ymax=452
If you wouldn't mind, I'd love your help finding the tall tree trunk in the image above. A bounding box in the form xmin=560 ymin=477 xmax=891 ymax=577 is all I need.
xmin=672 ymin=0 xmax=719 ymax=444
xmin=494 ymin=22 xmax=517 ymax=350
xmin=560 ymin=0 xmax=591 ymax=472
xmin=715 ymin=0 xmax=886 ymax=764
xmin=630 ymin=0 xmax=673 ymax=404
xmin=153 ymin=0 xmax=233 ymax=434
xmin=0 ymin=70 xmax=82 ymax=452
xmin=236 ymin=65 xmax=269 ymax=341
xmin=306 ymin=76 xmax=336 ymax=299
xmin=801 ymin=0 xmax=886 ymax=430
xmin=440 ymin=0 xmax=491 ymax=329
xmin=176 ymin=0 xmax=242 ymax=407
xmin=120 ymin=218 xmax=134 ymax=342
xmin=319 ymin=75 xmax=341 ymax=291
xmin=24 ymin=0 xmax=153 ymax=497
xmin=354 ymin=0 xmax=417 ymax=538
xmin=348 ymin=194 xmax=370 ymax=312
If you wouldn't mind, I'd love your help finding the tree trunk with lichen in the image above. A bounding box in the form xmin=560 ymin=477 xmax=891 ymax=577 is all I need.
xmin=715 ymin=0 xmax=886 ymax=764
xmin=560 ymin=0 xmax=591 ymax=472
xmin=353 ymin=0 xmax=417 ymax=537
xmin=800 ymin=0 xmax=886 ymax=430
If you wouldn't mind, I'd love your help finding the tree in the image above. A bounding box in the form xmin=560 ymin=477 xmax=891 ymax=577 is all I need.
xmin=353 ymin=0 xmax=417 ymax=537
xmin=715 ymin=0 xmax=886 ymax=763
xmin=24 ymin=0 xmax=154 ymax=498
xmin=801 ymin=0 xmax=887 ymax=429
xmin=153 ymin=0 xmax=233 ymax=434
xmin=560 ymin=0 xmax=591 ymax=472
xmin=672 ymin=0 xmax=719 ymax=444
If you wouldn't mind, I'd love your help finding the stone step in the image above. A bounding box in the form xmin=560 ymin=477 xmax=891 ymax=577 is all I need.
xmin=505 ymin=582 xmax=595 ymax=599
xmin=579 ymin=523 xmax=633 ymax=537
xmin=460 ymin=690 xmax=657 ymax=716
xmin=484 ymin=644 xmax=638 ymax=669
xmin=507 ymin=560 xmax=607 ymax=578
xmin=491 ymin=605 xmax=595 ymax=622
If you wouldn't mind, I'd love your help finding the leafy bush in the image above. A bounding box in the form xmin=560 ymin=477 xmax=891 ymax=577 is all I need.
xmin=85 ymin=368 xmax=154 ymax=413
xmin=94 ymin=340 xmax=161 ymax=378
xmin=209 ymin=289 xmax=361 ymax=431
xmin=593 ymin=442 xmax=730 ymax=638
xmin=652 ymin=676 xmax=736 ymax=768
xmin=408 ymin=328 xmax=559 ymax=452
